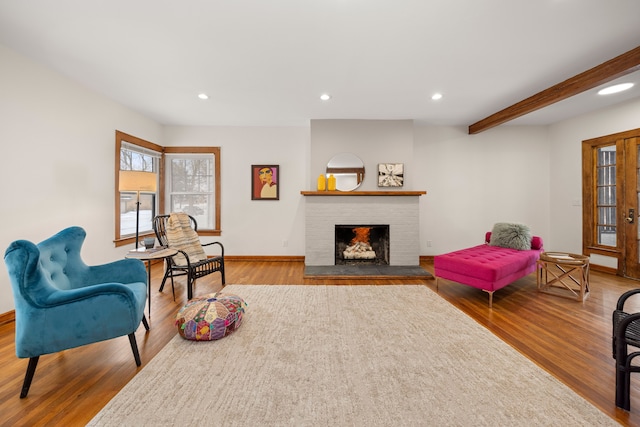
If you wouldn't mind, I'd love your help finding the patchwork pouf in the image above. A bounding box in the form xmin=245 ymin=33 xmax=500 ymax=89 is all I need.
xmin=175 ymin=292 xmax=247 ymax=341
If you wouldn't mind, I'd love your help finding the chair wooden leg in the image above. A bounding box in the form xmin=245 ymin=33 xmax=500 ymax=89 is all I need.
xmin=141 ymin=314 xmax=150 ymax=331
xmin=615 ymin=329 xmax=628 ymax=409
xmin=169 ymin=269 xmax=175 ymax=301
xmin=158 ymin=267 xmax=171 ymax=292
xmin=187 ymin=274 xmax=194 ymax=300
xmin=618 ymin=359 xmax=633 ymax=411
xmin=616 ymin=361 xmax=627 ymax=409
xmin=624 ymin=369 xmax=632 ymax=411
xmin=158 ymin=266 xmax=177 ymax=301
xmin=128 ymin=333 xmax=142 ymax=367
xmin=616 ymin=349 xmax=640 ymax=410
xmin=20 ymin=356 xmax=39 ymax=398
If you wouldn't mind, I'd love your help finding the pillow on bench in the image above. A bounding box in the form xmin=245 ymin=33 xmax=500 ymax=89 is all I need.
xmin=485 ymin=232 xmax=543 ymax=250
xmin=488 ymin=223 xmax=532 ymax=251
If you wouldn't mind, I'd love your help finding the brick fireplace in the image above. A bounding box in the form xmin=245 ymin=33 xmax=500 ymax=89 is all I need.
xmin=301 ymin=191 xmax=425 ymax=266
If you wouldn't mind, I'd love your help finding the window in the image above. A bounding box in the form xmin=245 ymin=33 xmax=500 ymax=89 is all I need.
xmin=164 ymin=147 xmax=220 ymax=232
xmin=119 ymin=142 xmax=160 ymax=238
xmin=115 ymin=132 xmax=221 ymax=246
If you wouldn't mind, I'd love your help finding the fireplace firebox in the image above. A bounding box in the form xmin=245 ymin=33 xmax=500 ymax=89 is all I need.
xmin=335 ymin=225 xmax=390 ymax=265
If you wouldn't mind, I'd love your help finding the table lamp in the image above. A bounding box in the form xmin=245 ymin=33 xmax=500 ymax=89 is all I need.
xmin=119 ymin=170 xmax=157 ymax=249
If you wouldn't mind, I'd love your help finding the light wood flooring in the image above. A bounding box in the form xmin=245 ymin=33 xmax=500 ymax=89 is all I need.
xmin=1 ymin=259 xmax=640 ymax=426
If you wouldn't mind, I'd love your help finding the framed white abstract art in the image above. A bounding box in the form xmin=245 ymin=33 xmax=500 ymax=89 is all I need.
xmin=378 ymin=163 xmax=404 ymax=187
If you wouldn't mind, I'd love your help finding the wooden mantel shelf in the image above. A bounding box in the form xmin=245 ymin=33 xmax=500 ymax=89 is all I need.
xmin=301 ymin=190 xmax=426 ymax=196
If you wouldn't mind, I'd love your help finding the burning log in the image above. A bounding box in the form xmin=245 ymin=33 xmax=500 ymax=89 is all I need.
xmin=344 ymin=241 xmax=376 ymax=260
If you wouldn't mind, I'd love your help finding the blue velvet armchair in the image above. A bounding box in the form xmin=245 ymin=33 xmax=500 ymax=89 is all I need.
xmin=4 ymin=226 xmax=149 ymax=398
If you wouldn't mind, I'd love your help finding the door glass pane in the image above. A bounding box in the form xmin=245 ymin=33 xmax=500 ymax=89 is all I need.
xmin=597 ymin=186 xmax=616 ymax=204
xmin=598 ymin=226 xmax=617 ymax=246
xmin=597 ymin=165 xmax=616 ymax=185
xmin=596 ymin=146 xmax=616 ymax=247
xmin=598 ymin=147 xmax=616 ymax=166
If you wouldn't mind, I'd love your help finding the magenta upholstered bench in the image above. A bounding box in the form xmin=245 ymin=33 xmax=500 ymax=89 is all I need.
xmin=434 ymin=231 xmax=544 ymax=307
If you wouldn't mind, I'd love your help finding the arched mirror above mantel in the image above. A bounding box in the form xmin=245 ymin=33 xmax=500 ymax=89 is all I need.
xmin=326 ymin=153 xmax=365 ymax=192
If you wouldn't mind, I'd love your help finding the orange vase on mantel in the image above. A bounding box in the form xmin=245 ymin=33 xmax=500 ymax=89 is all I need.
xmin=328 ymin=174 xmax=336 ymax=191
xmin=317 ymin=174 xmax=326 ymax=191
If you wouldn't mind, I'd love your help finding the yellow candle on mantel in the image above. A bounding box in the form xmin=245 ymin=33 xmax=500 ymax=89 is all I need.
xmin=317 ymin=174 xmax=326 ymax=191
xmin=328 ymin=174 xmax=336 ymax=191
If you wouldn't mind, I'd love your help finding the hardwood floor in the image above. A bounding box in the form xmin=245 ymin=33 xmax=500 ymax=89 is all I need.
xmin=1 ymin=259 xmax=640 ymax=426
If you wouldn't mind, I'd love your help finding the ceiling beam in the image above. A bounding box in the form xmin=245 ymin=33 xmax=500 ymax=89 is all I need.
xmin=468 ymin=45 xmax=640 ymax=134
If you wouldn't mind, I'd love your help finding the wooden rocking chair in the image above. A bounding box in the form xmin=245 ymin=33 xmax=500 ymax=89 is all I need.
xmin=153 ymin=213 xmax=225 ymax=300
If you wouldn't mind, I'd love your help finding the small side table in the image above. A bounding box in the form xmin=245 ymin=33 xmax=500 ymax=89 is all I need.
xmin=125 ymin=247 xmax=178 ymax=317
xmin=537 ymin=252 xmax=590 ymax=302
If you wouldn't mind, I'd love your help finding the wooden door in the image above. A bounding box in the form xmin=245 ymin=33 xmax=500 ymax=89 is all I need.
xmin=624 ymin=137 xmax=640 ymax=278
xmin=583 ymin=128 xmax=640 ymax=278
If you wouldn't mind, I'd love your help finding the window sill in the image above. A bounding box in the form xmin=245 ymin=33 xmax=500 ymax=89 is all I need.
xmin=114 ymin=233 xmax=156 ymax=248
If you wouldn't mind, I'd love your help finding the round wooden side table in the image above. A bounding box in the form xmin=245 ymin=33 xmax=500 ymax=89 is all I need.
xmin=125 ymin=247 xmax=178 ymax=317
xmin=537 ymin=252 xmax=590 ymax=302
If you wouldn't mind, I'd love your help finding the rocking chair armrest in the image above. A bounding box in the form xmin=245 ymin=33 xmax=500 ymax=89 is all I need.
xmin=167 ymin=248 xmax=223 ymax=269
xmin=201 ymin=241 xmax=224 ymax=256
xmin=616 ymin=289 xmax=640 ymax=311
xmin=616 ymin=312 xmax=640 ymax=341
xmin=168 ymin=249 xmax=193 ymax=269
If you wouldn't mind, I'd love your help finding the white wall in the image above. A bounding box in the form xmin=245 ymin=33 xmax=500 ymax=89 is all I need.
xmin=0 ymin=44 xmax=164 ymax=314
xmin=162 ymin=126 xmax=309 ymax=256
xmin=310 ymin=119 xmax=415 ymax=191
xmin=413 ymin=125 xmax=551 ymax=254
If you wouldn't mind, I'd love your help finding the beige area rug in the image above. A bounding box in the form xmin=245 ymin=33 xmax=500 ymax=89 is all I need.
xmin=88 ymin=285 xmax=617 ymax=426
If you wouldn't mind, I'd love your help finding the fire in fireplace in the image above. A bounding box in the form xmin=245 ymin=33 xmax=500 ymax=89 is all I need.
xmin=335 ymin=225 xmax=390 ymax=265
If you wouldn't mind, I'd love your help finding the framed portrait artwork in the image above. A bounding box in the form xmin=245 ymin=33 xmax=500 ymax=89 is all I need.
xmin=251 ymin=165 xmax=280 ymax=200
xmin=378 ymin=163 xmax=404 ymax=187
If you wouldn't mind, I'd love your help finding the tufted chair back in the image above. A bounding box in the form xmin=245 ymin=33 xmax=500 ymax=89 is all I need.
xmin=35 ymin=226 xmax=88 ymax=291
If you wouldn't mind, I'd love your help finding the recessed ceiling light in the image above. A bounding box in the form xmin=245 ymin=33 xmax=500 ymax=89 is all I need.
xmin=320 ymin=93 xmax=331 ymax=101
xmin=597 ymin=83 xmax=634 ymax=95
xmin=198 ymin=93 xmax=209 ymax=100
xmin=431 ymin=93 xmax=443 ymax=100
